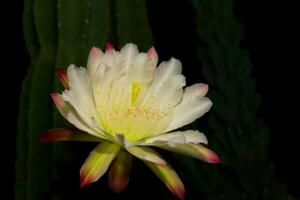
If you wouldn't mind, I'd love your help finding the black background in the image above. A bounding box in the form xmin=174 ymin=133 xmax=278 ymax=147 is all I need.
xmin=3 ymin=0 xmax=299 ymax=199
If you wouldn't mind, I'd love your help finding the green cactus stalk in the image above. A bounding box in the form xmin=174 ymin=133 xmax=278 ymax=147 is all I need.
xmin=175 ymin=0 xmax=294 ymax=199
xmin=15 ymin=0 xmax=153 ymax=199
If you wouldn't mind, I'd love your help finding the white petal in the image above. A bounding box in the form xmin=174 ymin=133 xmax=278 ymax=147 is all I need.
xmin=127 ymin=53 xmax=155 ymax=84
xmin=51 ymin=93 xmax=105 ymax=138
xmin=102 ymin=50 xmax=121 ymax=71
xmin=65 ymin=112 xmax=100 ymax=137
xmin=87 ymin=47 xmax=103 ymax=77
xmin=150 ymin=58 xmax=182 ymax=92
xmin=141 ymin=58 xmax=185 ymax=109
xmin=120 ymin=43 xmax=139 ymax=68
xmin=141 ymin=130 xmax=208 ymax=147
xmin=184 ymin=83 xmax=209 ymax=98
xmin=152 ymin=74 xmax=185 ymax=108
xmin=198 ymin=83 xmax=209 ymax=96
xmin=164 ymin=83 xmax=213 ymax=133
xmin=62 ymin=65 xmax=98 ymax=131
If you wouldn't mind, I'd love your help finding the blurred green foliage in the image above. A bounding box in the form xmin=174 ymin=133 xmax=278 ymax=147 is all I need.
xmin=173 ymin=0 xmax=294 ymax=199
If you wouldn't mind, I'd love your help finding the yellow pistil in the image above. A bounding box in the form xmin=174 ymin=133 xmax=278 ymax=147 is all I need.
xmin=131 ymin=81 xmax=141 ymax=106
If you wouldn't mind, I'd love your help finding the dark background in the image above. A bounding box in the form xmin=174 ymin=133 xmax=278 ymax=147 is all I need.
xmin=4 ymin=0 xmax=298 ymax=199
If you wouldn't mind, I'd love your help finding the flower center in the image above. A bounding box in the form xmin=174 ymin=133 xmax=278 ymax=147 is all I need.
xmin=95 ymin=81 xmax=172 ymax=142
xmin=97 ymin=105 xmax=171 ymax=142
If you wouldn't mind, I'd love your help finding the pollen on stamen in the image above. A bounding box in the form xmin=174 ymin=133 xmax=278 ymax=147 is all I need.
xmin=99 ymin=104 xmax=171 ymax=140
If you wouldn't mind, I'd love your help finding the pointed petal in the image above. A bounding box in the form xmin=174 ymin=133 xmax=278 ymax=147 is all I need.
xmin=144 ymin=161 xmax=185 ymax=200
xmin=54 ymin=67 xmax=110 ymax=139
xmin=87 ymin=47 xmax=103 ymax=76
xmin=147 ymin=46 xmax=158 ymax=66
xmin=120 ymin=43 xmax=139 ymax=62
xmin=127 ymin=146 xmax=167 ymax=167
xmin=157 ymin=143 xmax=220 ymax=164
xmin=50 ymin=93 xmax=70 ymax=115
xmin=63 ymin=65 xmax=97 ymax=126
xmin=198 ymin=83 xmax=209 ymax=96
xmin=39 ymin=128 xmax=103 ymax=143
xmin=104 ymin=42 xmax=114 ymax=52
xmin=149 ymin=58 xmax=182 ymax=93
xmin=164 ymin=83 xmax=213 ymax=133
xmin=184 ymin=83 xmax=209 ymax=97
xmin=80 ymin=142 xmax=120 ymax=187
xmin=56 ymin=68 xmax=69 ymax=89
xmin=141 ymin=130 xmax=208 ymax=147
xmin=50 ymin=93 xmax=104 ymax=138
xmin=108 ymin=150 xmax=132 ymax=193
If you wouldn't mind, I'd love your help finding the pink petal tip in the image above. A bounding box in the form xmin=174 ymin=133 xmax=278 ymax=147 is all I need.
xmin=199 ymin=83 xmax=209 ymax=96
xmin=39 ymin=128 xmax=71 ymax=143
xmin=91 ymin=46 xmax=100 ymax=55
xmin=104 ymin=42 xmax=114 ymax=52
xmin=56 ymin=68 xmax=68 ymax=89
xmin=50 ymin=93 xmax=61 ymax=106
xmin=56 ymin=68 xmax=66 ymax=77
xmin=80 ymin=176 xmax=91 ymax=188
xmin=147 ymin=46 xmax=157 ymax=58
xmin=174 ymin=187 xmax=185 ymax=200
xmin=208 ymin=153 xmax=221 ymax=164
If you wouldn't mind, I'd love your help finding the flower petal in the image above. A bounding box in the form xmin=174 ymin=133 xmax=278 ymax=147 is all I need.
xmin=120 ymin=44 xmax=155 ymax=84
xmin=62 ymin=65 xmax=96 ymax=122
xmin=144 ymin=161 xmax=185 ymax=200
xmin=56 ymin=68 xmax=68 ymax=89
xmin=149 ymin=58 xmax=182 ymax=93
xmin=51 ymin=93 xmax=69 ymax=115
xmin=157 ymin=143 xmax=220 ymax=164
xmin=198 ymin=83 xmax=209 ymax=96
xmin=126 ymin=146 xmax=167 ymax=167
xmin=138 ymin=58 xmax=185 ymax=136
xmin=104 ymin=42 xmax=114 ymax=52
xmin=127 ymin=53 xmax=155 ymax=84
xmin=87 ymin=47 xmax=103 ymax=77
xmin=164 ymin=83 xmax=213 ymax=133
xmin=120 ymin=43 xmax=139 ymax=66
xmin=61 ymin=65 xmax=109 ymax=138
xmin=80 ymin=142 xmax=120 ymax=187
xmin=39 ymin=128 xmax=103 ymax=143
xmin=141 ymin=130 xmax=207 ymax=147
xmin=50 ymin=93 xmax=106 ymax=138
xmin=144 ymin=74 xmax=185 ymax=110
xmin=147 ymin=46 xmax=158 ymax=66
xmin=108 ymin=150 xmax=132 ymax=193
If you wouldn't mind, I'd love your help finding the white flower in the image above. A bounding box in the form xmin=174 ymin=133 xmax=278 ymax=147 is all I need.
xmin=41 ymin=43 xmax=219 ymax=200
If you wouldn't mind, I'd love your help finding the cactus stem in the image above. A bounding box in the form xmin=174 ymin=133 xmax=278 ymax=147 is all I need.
xmin=108 ymin=0 xmax=119 ymax=48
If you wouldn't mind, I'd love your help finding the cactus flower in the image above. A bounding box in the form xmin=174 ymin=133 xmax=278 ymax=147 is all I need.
xmin=41 ymin=43 xmax=220 ymax=199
